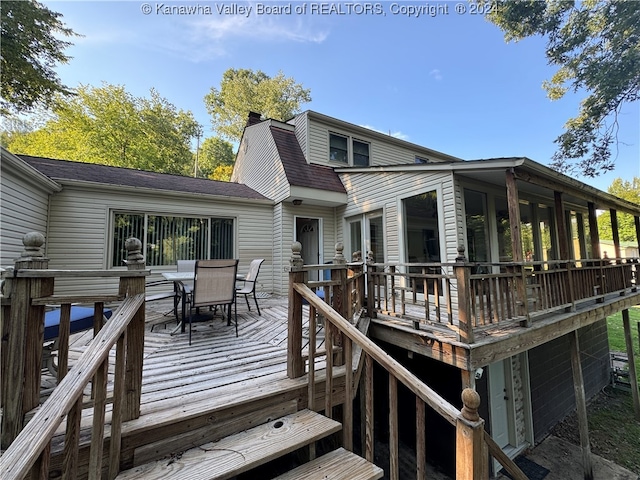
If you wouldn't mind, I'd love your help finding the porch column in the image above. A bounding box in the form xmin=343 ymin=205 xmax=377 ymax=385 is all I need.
xmin=587 ymin=203 xmax=601 ymax=259
xmin=287 ymin=242 xmax=305 ymax=378
xmin=568 ymin=330 xmax=594 ymax=480
xmin=635 ymin=216 xmax=640 ymax=254
xmin=554 ymin=191 xmax=570 ymax=261
xmin=505 ymin=169 xmax=523 ymax=261
xmin=609 ymin=209 xmax=621 ymax=261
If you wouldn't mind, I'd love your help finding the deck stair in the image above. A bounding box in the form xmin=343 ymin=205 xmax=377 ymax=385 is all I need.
xmin=116 ymin=409 xmax=382 ymax=479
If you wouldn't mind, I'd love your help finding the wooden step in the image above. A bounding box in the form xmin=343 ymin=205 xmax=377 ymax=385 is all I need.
xmin=272 ymin=447 xmax=384 ymax=480
xmin=116 ymin=409 xmax=341 ymax=480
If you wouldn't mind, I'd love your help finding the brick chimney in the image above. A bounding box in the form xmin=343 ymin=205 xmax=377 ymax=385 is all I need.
xmin=246 ymin=111 xmax=263 ymax=127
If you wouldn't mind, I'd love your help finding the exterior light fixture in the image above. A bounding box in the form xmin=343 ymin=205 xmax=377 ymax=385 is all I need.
xmin=292 ymin=199 xmax=302 ymax=206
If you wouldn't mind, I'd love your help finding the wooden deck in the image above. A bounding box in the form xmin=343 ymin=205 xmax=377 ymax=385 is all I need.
xmin=38 ymin=295 xmax=337 ymax=475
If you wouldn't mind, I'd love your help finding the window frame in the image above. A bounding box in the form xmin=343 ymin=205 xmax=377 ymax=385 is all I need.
xmin=328 ymin=131 xmax=371 ymax=166
xmin=111 ymin=210 xmax=236 ymax=268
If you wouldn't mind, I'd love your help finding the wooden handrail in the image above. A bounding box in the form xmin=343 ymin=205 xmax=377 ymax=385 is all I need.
xmin=5 ymin=269 xmax=149 ymax=278
xmin=293 ymin=281 xmax=528 ymax=480
xmin=294 ymin=282 xmax=460 ymax=424
xmin=0 ymin=294 xmax=145 ymax=480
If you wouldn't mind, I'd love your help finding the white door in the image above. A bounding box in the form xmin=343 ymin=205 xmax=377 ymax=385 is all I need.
xmin=296 ymin=217 xmax=321 ymax=280
xmin=488 ymin=360 xmax=510 ymax=449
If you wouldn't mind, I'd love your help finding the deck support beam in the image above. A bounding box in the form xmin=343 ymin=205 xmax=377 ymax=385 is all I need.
xmin=568 ymin=329 xmax=594 ymax=480
xmin=622 ymin=309 xmax=640 ymax=420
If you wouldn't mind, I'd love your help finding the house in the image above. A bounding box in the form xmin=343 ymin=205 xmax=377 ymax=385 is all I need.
xmin=1 ymin=109 xmax=639 ymax=477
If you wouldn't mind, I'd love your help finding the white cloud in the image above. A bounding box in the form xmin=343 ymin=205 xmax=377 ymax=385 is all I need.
xmin=429 ymin=69 xmax=443 ymax=81
xmin=360 ymin=125 xmax=410 ymax=141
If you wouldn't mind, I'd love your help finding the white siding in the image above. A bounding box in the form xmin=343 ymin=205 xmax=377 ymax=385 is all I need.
xmin=305 ymin=116 xmax=457 ymax=168
xmin=1 ymin=163 xmax=53 ymax=267
xmin=339 ymin=171 xmax=460 ymax=262
xmin=232 ymin=121 xmax=290 ymax=203
xmin=44 ymin=184 xmax=274 ymax=295
xmin=290 ymin=112 xmax=309 ymax=160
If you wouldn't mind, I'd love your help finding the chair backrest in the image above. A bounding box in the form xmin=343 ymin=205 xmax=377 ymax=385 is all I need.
xmin=192 ymin=259 xmax=238 ymax=308
xmin=177 ymin=260 xmax=196 ymax=273
xmin=245 ymin=258 xmax=265 ymax=283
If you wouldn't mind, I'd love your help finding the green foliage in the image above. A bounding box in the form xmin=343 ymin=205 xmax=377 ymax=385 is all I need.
xmin=209 ymin=164 xmax=234 ymax=182
xmin=204 ymin=68 xmax=311 ymax=142
xmin=196 ymin=136 xmax=235 ymax=178
xmin=1 ymin=0 xmax=76 ymax=113
xmin=597 ymin=177 xmax=640 ymax=241
xmin=7 ymin=84 xmax=199 ymax=174
xmin=485 ymin=0 xmax=640 ymax=177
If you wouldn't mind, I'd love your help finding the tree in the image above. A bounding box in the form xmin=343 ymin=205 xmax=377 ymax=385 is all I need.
xmin=485 ymin=0 xmax=640 ymax=177
xmin=204 ymin=68 xmax=311 ymax=142
xmin=195 ymin=136 xmax=235 ymax=179
xmin=7 ymin=84 xmax=199 ymax=175
xmin=1 ymin=0 xmax=76 ymax=113
xmin=597 ymin=177 xmax=640 ymax=242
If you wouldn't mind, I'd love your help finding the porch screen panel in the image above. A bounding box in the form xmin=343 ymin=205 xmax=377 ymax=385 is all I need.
xmin=210 ymin=218 xmax=234 ymax=259
xmin=113 ymin=213 xmax=144 ymax=267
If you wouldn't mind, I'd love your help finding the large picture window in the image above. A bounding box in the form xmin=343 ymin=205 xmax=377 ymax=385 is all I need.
xmin=112 ymin=213 xmax=234 ymax=267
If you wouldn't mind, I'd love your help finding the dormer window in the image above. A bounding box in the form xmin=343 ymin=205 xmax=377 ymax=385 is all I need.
xmin=329 ymin=132 xmax=370 ymax=166
xmin=329 ymin=133 xmax=348 ymax=163
xmin=353 ymin=139 xmax=370 ymax=166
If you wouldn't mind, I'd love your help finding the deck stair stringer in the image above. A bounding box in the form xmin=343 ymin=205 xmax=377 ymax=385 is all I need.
xmin=116 ymin=408 xmax=367 ymax=480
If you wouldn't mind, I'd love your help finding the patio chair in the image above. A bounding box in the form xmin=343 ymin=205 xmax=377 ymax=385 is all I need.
xmin=236 ymin=258 xmax=265 ymax=315
xmin=184 ymin=259 xmax=239 ymax=345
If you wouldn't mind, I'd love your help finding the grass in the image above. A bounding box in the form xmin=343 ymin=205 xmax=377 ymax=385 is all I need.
xmin=552 ymin=387 xmax=640 ymax=475
xmin=555 ymin=306 xmax=640 ymax=475
xmin=606 ymin=306 xmax=640 ymax=382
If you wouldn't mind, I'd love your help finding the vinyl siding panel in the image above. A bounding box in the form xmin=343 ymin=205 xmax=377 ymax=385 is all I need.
xmin=291 ymin=112 xmax=309 ymax=160
xmin=306 ymin=117 xmax=457 ymax=168
xmin=1 ymin=168 xmax=51 ymax=267
xmin=340 ymin=171 xmax=459 ymax=258
xmin=44 ymin=184 xmax=274 ymax=295
xmin=233 ymin=121 xmax=290 ymax=202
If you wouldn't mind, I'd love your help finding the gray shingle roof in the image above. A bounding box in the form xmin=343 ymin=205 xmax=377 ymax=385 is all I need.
xmin=270 ymin=126 xmax=346 ymax=194
xmin=18 ymin=155 xmax=270 ymax=201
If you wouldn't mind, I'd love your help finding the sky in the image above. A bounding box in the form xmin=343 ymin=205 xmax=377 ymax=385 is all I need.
xmin=42 ymin=0 xmax=639 ymax=192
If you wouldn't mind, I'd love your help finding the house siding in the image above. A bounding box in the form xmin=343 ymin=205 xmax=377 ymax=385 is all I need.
xmin=290 ymin=111 xmax=309 ymax=160
xmin=43 ymin=184 xmax=274 ymax=295
xmin=339 ymin=171 xmax=458 ymax=262
xmin=233 ymin=121 xmax=290 ymax=203
xmin=528 ymin=320 xmax=610 ymax=443
xmin=305 ymin=115 xmax=458 ymax=168
xmin=1 ymin=165 xmax=53 ymax=267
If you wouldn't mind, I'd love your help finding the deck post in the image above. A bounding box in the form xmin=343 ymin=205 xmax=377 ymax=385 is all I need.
xmin=568 ymin=329 xmax=594 ymax=480
xmin=610 ymin=209 xmax=621 ymax=262
xmin=622 ymin=309 xmax=640 ymax=420
xmin=587 ymin=202 xmax=601 ymax=260
xmin=456 ymin=388 xmax=487 ymax=480
xmin=120 ymin=237 xmax=146 ymax=421
xmin=366 ymin=251 xmax=377 ymax=319
xmin=454 ymin=246 xmax=474 ymax=344
xmin=287 ymin=242 xmax=305 ymax=378
xmin=1 ymin=232 xmax=53 ymax=449
xmin=332 ymin=243 xmax=347 ymax=366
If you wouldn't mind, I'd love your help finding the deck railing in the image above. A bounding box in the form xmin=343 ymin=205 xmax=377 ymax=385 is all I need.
xmin=0 ymin=234 xmax=148 ymax=480
xmin=366 ymin=249 xmax=637 ymax=342
xmin=287 ymin=243 xmax=527 ymax=480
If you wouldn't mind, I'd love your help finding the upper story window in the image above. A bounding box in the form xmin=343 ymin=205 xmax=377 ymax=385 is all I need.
xmin=329 ymin=132 xmax=370 ymax=166
xmin=329 ymin=133 xmax=348 ymax=163
xmin=353 ymin=139 xmax=370 ymax=166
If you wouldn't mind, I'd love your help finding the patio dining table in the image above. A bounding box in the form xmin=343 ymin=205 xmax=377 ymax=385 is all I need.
xmin=162 ymin=270 xmax=246 ymax=334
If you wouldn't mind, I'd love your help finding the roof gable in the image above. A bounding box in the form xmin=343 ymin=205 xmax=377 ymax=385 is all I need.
xmin=270 ymin=126 xmax=346 ymax=194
